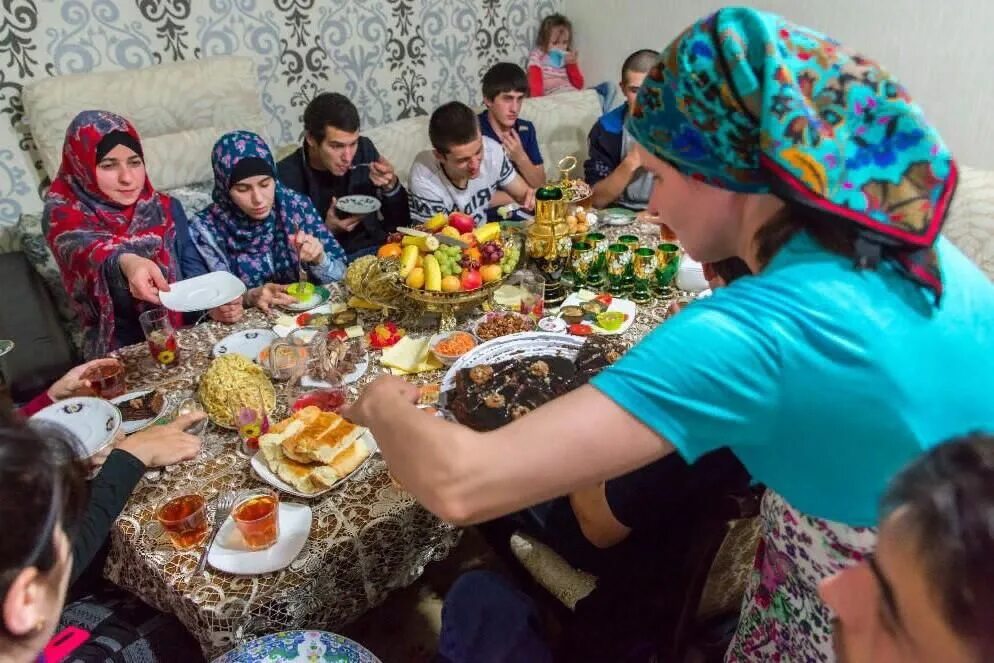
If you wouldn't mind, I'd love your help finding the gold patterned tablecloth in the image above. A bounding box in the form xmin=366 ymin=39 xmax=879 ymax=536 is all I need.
xmin=103 ymin=223 xmax=678 ymax=659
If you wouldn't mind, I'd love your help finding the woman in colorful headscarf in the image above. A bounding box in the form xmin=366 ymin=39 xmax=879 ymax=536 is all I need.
xmin=346 ymin=7 xmax=994 ymax=661
xmin=44 ymin=111 xmax=241 ymax=360
xmin=190 ymin=131 xmax=347 ymax=313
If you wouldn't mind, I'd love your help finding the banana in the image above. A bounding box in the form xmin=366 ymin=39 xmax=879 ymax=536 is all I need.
xmin=401 ymin=234 xmax=440 ymax=252
xmin=423 ymin=254 xmax=442 ymax=292
xmin=425 ymin=212 xmax=449 ymax=231
xmin=473 ymin=222 xmax=501 ymax=244
xmin=399 ymin=244 xmax=420 ymax=278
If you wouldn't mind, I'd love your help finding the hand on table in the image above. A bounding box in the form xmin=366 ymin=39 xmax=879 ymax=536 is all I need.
xmin=119 ymin=253 xmax=170 ymax=304
xmin=368 ymin=157 xmax=399 ymax=190
xmin=117 ymin=413 xmax=205 ymax=468
xmin=293 ymin=231 xmax=325 ymax=263
xmin=246 ymin=283 xmax=296 ymax=315
xmin=325 ymin=197 xmax=364 ymax=234
xmin=343 ymin=375 xmax=420 ymax=428
xmin=209 ymin=297 xmax=244 ymax=324
xmin=47 ymin=357 xmax=121 ymax=401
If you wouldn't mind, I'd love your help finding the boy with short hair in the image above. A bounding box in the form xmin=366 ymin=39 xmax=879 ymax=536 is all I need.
xmin=478 ymin=63 xmax=546 ymax=188
xmin=584 ymin=49 xmax=659 ymax=210
xmin=277 ymin=92 xmax=408 ymax=259
xmin=408 ymin=101 xmax=535 ymax=225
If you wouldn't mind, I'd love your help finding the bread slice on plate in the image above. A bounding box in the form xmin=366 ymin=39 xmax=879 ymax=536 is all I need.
xmin=328 ymin=437 xmax=370 ymax=477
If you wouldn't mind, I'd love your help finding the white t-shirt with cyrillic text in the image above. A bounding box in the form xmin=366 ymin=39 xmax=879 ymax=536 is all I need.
xmin=408 ymin=136 xmax=517 ymax=225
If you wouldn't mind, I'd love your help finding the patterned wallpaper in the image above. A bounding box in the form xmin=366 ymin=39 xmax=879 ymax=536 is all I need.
xmin=0 ymin=0 xmax=561 ymax=227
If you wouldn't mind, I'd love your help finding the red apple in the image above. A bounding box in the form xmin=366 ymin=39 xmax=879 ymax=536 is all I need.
xmin=448 ymin=212 xmax=476 ymax=234
xmin=460 ymin=269 xmax=483 ymax=291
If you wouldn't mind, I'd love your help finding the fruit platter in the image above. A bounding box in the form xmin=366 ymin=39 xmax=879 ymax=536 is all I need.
xmin=377 ymin=211 xmax=523 ymax=331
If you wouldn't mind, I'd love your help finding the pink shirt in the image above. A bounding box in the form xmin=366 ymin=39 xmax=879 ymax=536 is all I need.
xmin=528 ymin=48 xmax=582 ymax=95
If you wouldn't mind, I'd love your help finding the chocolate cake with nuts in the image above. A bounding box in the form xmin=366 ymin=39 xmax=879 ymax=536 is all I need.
xmin=446 ymin=337 xmax=630 ymax=431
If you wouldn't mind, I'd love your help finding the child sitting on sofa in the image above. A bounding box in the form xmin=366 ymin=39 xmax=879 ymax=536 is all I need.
xmin=527 ymin=13 xmax=585 ymax=97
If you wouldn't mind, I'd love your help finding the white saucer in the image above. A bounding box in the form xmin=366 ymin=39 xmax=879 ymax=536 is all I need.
xmin=160 ymin=272 xmax=246 ymax=313
xmin=30 ymin=397 xmax=121 ymax=459
xmin=300 ymin=352 xmax=368 ymax=387
xmin=207 ymin=501 xmax=312 ymax=575
xmin=336 ymin=194 xmax=381 ymax=215
xmin=212 ymin=329 xmax=279 ymax=362
xmin=111 ymin=389 xmax=168 ymax=434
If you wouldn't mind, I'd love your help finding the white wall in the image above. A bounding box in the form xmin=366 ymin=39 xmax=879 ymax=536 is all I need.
xmin=567 ymin=0 xmax=994 ymax=168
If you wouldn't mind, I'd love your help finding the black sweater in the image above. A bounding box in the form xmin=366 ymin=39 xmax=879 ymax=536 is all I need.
xmin=277 ymin=138 xmax=409 ymax=257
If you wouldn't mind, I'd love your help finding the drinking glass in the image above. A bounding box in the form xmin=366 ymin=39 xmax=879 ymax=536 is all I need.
xmin=177 ymin=397 xmax=208 ymax=436
xmin=514 ymin=270 xmax=545 ymax=318
xmin=230 ymin=384 xmax=270 ymax=455
xmin=618 ymin=234 xmax=640 ymax=283
xmin=584 ymin=232 xmax=608 ymax=287
xmin=139 ymin=308 xmax=180 ymax=368
xmin=606 ymin=243 xmax=632 ymax=296
xmin=85 ymin=360 xmax=126 ymax=399
xmin=569 ymin=240 xmax=596 ymax=290
xmin=632 ymin=247 xmax=657 ymax=304
xmin=655 ymin=243 xmax=681 ymax=294
xmin=232 ymin=488 xmax=280 ymax=550
xmin=156 ymin=494 xmax=208 ymax=549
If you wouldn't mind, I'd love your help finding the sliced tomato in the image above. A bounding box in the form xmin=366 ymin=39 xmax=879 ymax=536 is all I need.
xmin=296 ymin=312 xmax=312 ymax=326
xmin=594 ymin=293 xmax=613 ymax=307
xmin=568 ymin=323 xmax=594 ymax=336
xmin=327 ymin=328 xmax=349 ymax=341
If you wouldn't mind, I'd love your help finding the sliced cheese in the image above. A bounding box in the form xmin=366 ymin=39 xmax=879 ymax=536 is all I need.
xmin=345 ymin=325 xmax=364 ymax=339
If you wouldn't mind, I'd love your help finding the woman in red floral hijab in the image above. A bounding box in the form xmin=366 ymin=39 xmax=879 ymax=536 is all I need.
xmin=44 ymin=110 xmax=239 ymax=359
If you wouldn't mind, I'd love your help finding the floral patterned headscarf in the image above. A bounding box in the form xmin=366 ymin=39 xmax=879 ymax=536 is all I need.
xmin=190 ymin=130 xmax=343 ymax=289
xmin=627 ymin=7 xmax=957 ymax=300
xmin=44 ymin=110 xmax=180 ymax=359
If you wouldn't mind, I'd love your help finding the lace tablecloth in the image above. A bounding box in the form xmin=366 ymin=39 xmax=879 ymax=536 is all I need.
xmin=103 ymin=222 xmax=677 ymax=658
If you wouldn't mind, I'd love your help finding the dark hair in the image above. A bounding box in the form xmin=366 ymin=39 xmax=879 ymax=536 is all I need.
xmin=881 ymin=434 xmax=994 ymax=658
xmin=428 ymin=102 xmax=480 ymax=154
xmin=303 ymin=92 xmax=360 ymax=141
xmin=536 ymin=13 xmax=573 ymax=50
xmin=621 ymin=49 xmax=659 ymax=80
xmin=711 ymin=256 xmax=752 ymax=284
xmin=753 ymin=201 xmax=857 ymax=269
xmin=0 ymin=412 xmax=87 ymax=634
xmin=482 ymin=63 xmax=529 ymax=101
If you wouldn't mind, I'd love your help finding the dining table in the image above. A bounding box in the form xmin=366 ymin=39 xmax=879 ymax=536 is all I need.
xmin=99 ymin=220 xmax=680 ymax=659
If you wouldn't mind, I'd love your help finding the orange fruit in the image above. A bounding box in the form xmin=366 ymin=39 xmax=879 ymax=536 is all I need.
xmin=480 ymin=264 xmax=503 ymax=283
xmin=377 ymin=243 xmax=403 ymax=259
xmin=441 ymin=275 xmax=461 ymax=292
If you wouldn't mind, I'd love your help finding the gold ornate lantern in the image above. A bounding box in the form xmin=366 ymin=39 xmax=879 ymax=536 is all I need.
xmin=526 ymin=186 xmax=573 ymax=306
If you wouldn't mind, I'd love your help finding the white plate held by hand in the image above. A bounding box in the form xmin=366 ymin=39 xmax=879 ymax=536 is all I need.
xmin=212 ymin=329 xmax=278 ymax=362
xmin=30 ymin=397 xmax=121 ymax=460
xmin=207 ymin=501 xmax=312 ymax=575
xmin=336 ymin=194 xmax=381 ymax=215
xmin=160 ymin=272 xmax=246 ymax=313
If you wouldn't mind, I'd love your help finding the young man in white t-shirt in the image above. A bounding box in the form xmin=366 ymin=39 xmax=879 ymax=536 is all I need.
xmin=408 ymin=101 xmax=536 ymax=225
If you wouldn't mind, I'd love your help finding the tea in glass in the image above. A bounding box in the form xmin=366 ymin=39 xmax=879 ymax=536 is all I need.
xmin=156 ymin=494 xmax=208 ymax=549
xmin=232 ymin=489 xmax=280 ymax=550
xmin=139 ymin=308 xmax=180 ymax=368
xmin=85 ymin=361 xmax=126 ymax=399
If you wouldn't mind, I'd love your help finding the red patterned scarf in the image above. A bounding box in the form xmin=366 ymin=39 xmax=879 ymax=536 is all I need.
xmin=44 ymin=110 xmax=179 ymax=359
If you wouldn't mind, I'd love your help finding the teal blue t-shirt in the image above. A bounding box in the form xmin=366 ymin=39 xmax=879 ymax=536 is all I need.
xmin=592 ymin=232 xmax=994 ymax=526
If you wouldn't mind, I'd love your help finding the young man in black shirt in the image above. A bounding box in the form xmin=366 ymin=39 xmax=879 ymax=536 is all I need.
xmin=278 ymin=93 xmax=409 ymax=259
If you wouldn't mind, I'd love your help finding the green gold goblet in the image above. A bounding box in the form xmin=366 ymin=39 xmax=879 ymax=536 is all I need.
xmin=654 ymin=242 xmax=680 ymax=295
xmin=618 ymin=234 xmax=640 ymax=283
xmin=584 ymin=232 xmax=607 ymax=287
xmin=606 ymin=243 xmax=632 ymax=296
xmin=569 ymin=240 xmax=596 ymax=290
xmin=631 ymin=247 xmax=657 ymax=304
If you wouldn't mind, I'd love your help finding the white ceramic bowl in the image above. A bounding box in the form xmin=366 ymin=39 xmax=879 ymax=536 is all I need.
xmin=429 ymin=331 xmax=478 ymax=366
xmin=676 ymin=255 xmax=709 ymax=293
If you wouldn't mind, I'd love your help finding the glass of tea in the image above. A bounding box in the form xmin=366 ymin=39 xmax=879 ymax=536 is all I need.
xmin=232 ymin=488 xmax=280 ymax=550
xmin=85 ymin=360 xmax=126 ymax=399
xmin=139 ymin=308 xmax=180 ymax=368
xmin=514 ymin=270 xmax=545 ymax=318
xmin=156 ymin=494 xmax=208 ymax=550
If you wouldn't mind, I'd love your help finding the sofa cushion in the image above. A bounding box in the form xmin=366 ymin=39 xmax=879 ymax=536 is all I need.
xmin=521 ymin=89 xmax=603 ymax=180
xmin=365 ymin=115 xmax=432 ymax=189
xmin=23 ymin=56 xmax=269 ymax=192
xmin=944 ymin=165 xmax=994 ymax=281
